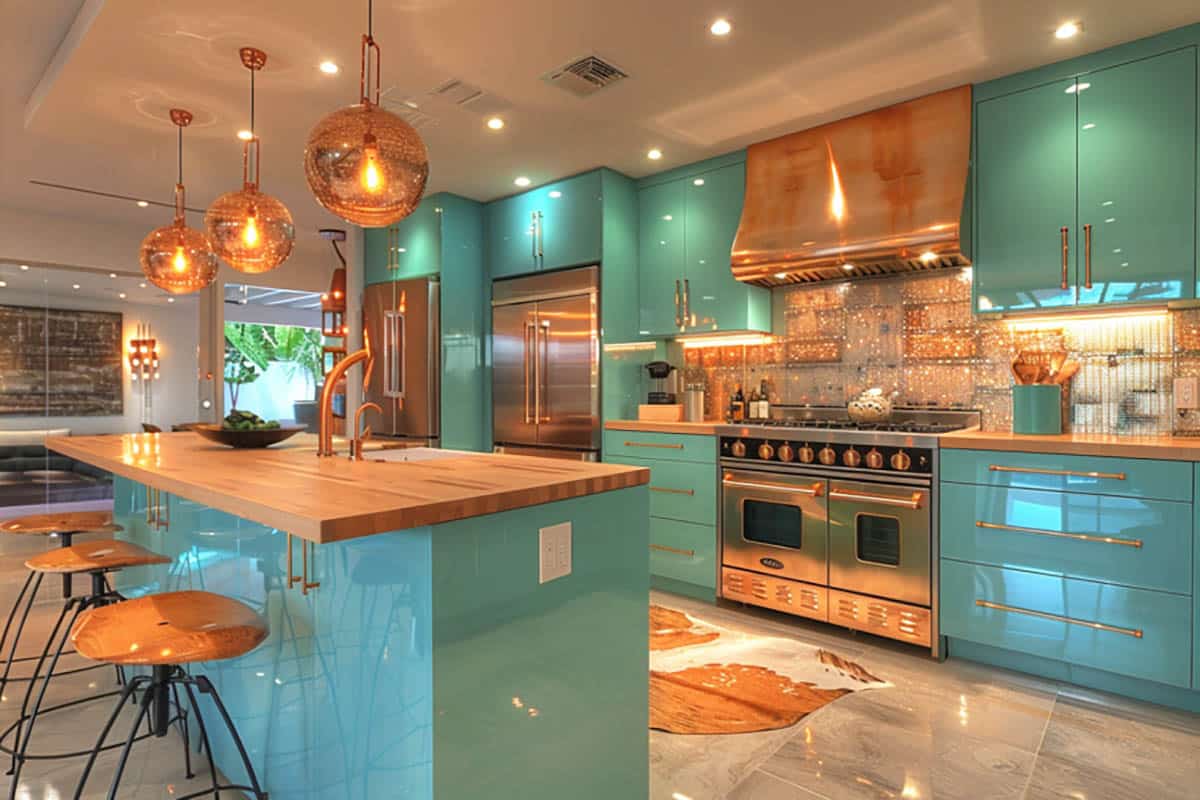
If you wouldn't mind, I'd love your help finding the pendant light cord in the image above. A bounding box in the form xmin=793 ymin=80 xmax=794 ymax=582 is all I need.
xmin=249 ymin=67 xmax=256 ymax=137
xmin=368 ymin=0 xmax=373 ymax=39
xmin=177 ymin=125 xmax=183 ymax=185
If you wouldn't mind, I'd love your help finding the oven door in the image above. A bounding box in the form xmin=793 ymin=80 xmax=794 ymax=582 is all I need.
xmin=721 ymin=470 xmax=828 ymax=585
xmin=827 ymin=479 xmax=931 ymax=606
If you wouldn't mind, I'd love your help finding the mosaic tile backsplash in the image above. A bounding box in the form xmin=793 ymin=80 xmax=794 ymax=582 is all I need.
xmin=683 ymin=269 xmax=1197 ymax=435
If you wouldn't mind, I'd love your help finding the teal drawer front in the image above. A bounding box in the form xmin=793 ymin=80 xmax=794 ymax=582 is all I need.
xmin=941 ymin=560 xmax=1192 ymax=687
xmin=603 ymin=430 xmax=716 ymax=464
xmin=941 ymin=482 xmax=1192 ymax=594
xmin=649 ymin=517 xmax=716 ymax=590
xmin=607 ymin=456 xmax=715 ymax=526
xmin=941 ymin=449 xmax=1192 ymax=502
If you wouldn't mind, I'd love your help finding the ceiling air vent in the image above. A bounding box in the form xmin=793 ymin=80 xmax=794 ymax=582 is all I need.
xmin=542 ymin=54 xmax=629 ymax=97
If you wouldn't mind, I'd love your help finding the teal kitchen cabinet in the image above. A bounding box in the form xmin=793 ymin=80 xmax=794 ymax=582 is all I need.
xmin=973 ymin=44 xmax=1197 ymax=313
xmin=637 ymin=157 xmax=769 ymax=336
xmin=1075 ymin=48 xmax=1196 ymax=305
xmin=364 ymin=199 xmax=443 ymax=286
xmin=486 ymin=171 xmax=603 ymax=278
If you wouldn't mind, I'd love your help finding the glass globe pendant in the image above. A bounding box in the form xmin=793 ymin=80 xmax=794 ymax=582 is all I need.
xmin=139 ymin=109 xmax=219 ymax=295
xmin=303 ymin=0 xmax=429 ymax=227
xmin=206 ymin=48 xmax=294 ymax=273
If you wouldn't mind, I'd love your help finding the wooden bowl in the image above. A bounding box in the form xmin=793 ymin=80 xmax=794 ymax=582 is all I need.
xmin=192 ymin=424 xmax=305 ymax=449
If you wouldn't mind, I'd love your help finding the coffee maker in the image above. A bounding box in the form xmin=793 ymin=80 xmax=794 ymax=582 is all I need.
xmin=645 ymin=361 xmax=682 ymax=404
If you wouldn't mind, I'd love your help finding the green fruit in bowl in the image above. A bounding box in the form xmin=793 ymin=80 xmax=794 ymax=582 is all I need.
xmin=223 ymin=409 xmax=281 ymax=431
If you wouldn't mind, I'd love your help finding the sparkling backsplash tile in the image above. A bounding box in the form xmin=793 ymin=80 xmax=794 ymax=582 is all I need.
xmin=683 ymin=269 xmax=1184 ymax=434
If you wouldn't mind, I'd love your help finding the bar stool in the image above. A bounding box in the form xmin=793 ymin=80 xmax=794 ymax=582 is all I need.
xmin=71 ymin=590 xmax=270 ymax=800
xmin=3 ymin=540 xmax=172 ymax=796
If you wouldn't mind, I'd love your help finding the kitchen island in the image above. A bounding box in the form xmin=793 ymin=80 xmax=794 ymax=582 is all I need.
xmin=46 ymin=433 xmax=650 ymax=800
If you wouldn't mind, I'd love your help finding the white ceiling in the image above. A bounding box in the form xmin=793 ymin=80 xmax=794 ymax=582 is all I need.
xmin=0 ymin=261 xmax=196 ymax=308
xmin=5 ymin=0 xmax=1200 ymax=270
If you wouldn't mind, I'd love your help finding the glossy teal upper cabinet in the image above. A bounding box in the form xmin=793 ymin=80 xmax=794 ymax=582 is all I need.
xmin=974 ymin=81 xmax=1078 ymax=312
xmin=637 ymin=156 xmax=769 ymax=337
xmin=364 ymin=199 xmax=443 ymax=285
xmin=974 ymin=44 xmax=1198 ymax=313
xmin=1075 ymin=49 xmax=1196 ymax=306
xmin=486 ymin=172 xmax=603 ymax=278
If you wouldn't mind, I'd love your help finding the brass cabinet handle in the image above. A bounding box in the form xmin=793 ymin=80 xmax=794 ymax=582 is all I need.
xmin=829 ymin=488 xmax=922 ymax=509
xmin=649 ymin=486 xmax=695 ymax=496
xmin=988 ymin=464 xmax=1126 ymax=480
xmin=976 ymin=520 xmax=1142 ymax=548
xmin=723 ymin=477 xmax=824 ymax=497
xmin=286 ymin=534 xmax=321 ymax=595
xmin=683 ymin=278 xmax=692 ymax=328
xmin=674 ymin=279 xmax=682 ymax=328
xmin=1083 ymin=223 xmax=1093 ymax=289
xmin=650 ymin=543 xmax=695 ymax=557
xmin=530 ymin=211 xmax=538 ymax=261
xmin=975 ymin=599 xmax=1142 ymax=638
xmin=624 ymin=441 xmax=685 ymax=450
xmin=1060 ymin=226 xmax=1070 ymax=289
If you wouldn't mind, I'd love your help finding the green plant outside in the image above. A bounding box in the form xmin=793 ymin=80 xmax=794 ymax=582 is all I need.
xmin=224 ymin=322 xmax=324 ymax=409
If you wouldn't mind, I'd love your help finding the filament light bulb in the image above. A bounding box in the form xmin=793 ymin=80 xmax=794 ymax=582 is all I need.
xmin=172 ymin=245 xmax=189 ymax=273
xmin=362 ymin=135 xmax=383 ymax=193
xmin=242 ymin=212 xmax=260 ymax=247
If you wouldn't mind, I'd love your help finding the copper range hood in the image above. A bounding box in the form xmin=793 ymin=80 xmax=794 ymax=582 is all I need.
xmin=731 ymin=85 xmax=972 ymax=288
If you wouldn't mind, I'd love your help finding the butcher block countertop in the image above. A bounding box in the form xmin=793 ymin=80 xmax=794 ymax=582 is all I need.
xmin=940 ymin=430 xmax=1200 ymax=462
xmin=603 ymin=420 xmax=722 ymax=435
xmin=47 ymin=433 xmax=648 ymax=544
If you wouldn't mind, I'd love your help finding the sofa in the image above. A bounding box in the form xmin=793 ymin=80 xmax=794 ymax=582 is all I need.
xmin=0 ymin=429 xmax=113 ymax=509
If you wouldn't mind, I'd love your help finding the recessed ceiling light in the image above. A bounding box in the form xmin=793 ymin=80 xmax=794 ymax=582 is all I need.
xmin=136 ymin=200 xmax=149 ymax=208
xmin=319 ymin=60 xmax=339 ymax=74
xmin=693 ymin=178 xmax=705 ymax=186
xmin=1055 ymin=21 xmax=1082 ymax=39
xmin=514 ymin=176 xmax=531 ymax=187
xmin=0 ymin=281 xmax=7 ymax=288
xmin=710 ymin=18 xmax=732 ymax=36
xmin=167 ymin=297 xmax=175 ymax=303
xmin=19 ymin=264 xmax=29 ymax=271
xmin=237 ymin=130 xmax=254 ymax=141
xmin=647 ymin=148 xmax=663 ymax=160
xmin=119 ymin=292 xmax=127 ymax=299
xmin=548 ymin=190 xmax=562 ymax=199
xmin=139 ymin=282 xmax=147 ymax=288
xmin=486 ymin=117 xmax=505 ymax=130
xmin=72 ymin=283 xmax=80 ymax=290
xmin=109 ymin=272 xmax=117 ymax=278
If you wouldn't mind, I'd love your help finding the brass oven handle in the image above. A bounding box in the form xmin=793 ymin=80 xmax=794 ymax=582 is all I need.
xmin=649 ymin=486 xmax=695 ymax=496
xmin=1060 ymin=226 xmax=1070 ymax=290
xmin=976 ymin=520 xmax=1142 ymax=548
xmin=1083 ymin=223 xmax=1093 ymax=290
xmin=625 ymin=441 xmax=684 ymax=450
xmin=988 ymin=464 xmax=1126 ymax=480
xmin=723 ymin=478 xmax=824 ymax=497
xmin=650 ymin=543 xmax=695 ymax=557
xmin=828 ymin=488 xmax=922 ymax=509
xmin=975 ymin=599 xmax=1142 ymax=638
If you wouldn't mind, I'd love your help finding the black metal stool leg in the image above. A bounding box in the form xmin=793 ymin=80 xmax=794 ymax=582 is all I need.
xmin=70 ymin=675 xmax=148 ymax=800
xmin=7 ymin=593 xmax=77 ymax=777
xmin=194 ymin=675 xmax=267 ymax=800
xmin=171 ymin=681 xmax=194 ymax=778
xmin=58 ymin=531 xmax=74 ymax=599
xmin=181 ymin=680 xmax=220 ymax=800
xmin=103 ymin=685 xmax=154 ymax=800
xmin=0 ymin=573 xmax=35 ymax=677
xmin=0 ymin=574 xmax=43 ymax=696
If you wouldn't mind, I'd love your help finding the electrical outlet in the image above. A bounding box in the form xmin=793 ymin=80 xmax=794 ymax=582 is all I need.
xmin=538 ymin=522 xmax=572 ymax=584
xmin=1175 ymin=377 xmax=1199 ymax=411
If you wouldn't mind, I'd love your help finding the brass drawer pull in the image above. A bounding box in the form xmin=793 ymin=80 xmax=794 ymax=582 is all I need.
xmin=829 ymin=488 xmax=922 ymax=509
xmin=988 ymin=464 xmax=1126 ymax=481
xmin=976 ymin=520 xmax=1142 ymax=548
xmin=975 ymin=599 xmax=1142 ymax=638
xmin=723 ymin=478 xmax=824 ymax=497
xmin=650 ymin=486 xmax=695 ymax=496
xmin=1059 ymin=225 xmax=1070 ymax=290
xmin=624 ymin=441 xmax=685 ymax=450
xmin=650 ymin=543 xmax=695 ymax=557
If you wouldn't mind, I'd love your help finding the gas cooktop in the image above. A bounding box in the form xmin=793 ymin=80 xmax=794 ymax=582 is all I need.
xmin=748 ymin=418 xmax=965 ymax=434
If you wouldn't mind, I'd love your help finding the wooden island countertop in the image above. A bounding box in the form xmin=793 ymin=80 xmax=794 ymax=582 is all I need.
xmin=47 ymin=433 xmax=648 ymax=544
xmin=940 ymin=429 xmax=1200 ymax=461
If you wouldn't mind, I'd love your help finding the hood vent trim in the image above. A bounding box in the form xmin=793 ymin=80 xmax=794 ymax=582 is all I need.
xmin=732 ymin=85 xmax=972 ymax=288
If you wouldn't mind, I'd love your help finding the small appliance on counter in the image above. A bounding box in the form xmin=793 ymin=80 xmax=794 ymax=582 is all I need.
xmin=638 ymin=360 xmax=684 ymax=422
xmin=683 ymin=385 xmax=705 ymax=422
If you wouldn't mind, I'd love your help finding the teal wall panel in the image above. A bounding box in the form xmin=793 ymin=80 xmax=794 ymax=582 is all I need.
xmin=437 ymin=193 xmax=487 ymax=451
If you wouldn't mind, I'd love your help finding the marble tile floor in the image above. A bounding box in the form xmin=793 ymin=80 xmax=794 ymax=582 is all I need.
xmin=652 ymin=590 xmax=1200 ymax=800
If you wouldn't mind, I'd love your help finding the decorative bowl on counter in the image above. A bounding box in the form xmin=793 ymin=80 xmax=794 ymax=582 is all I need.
xmin=192 ymin=424 xmax=306 ymax=449
xmin=847 ymin=388 xmax=894 ymax=424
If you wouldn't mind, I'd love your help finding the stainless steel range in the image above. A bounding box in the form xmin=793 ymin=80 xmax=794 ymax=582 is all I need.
xmin=718 ymin=406 xmax=980 ymax=657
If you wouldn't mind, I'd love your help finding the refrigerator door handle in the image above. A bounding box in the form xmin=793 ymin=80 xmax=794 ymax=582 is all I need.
xmin=523 ymin=321 xmax=535 ymax=424
xmin=384 ymin=310 xmax=405 ymax=399
xmin=539 ymin=320 xmax=551 ymax=423
xmin=531 ymin=319 xmax=542 ymax=425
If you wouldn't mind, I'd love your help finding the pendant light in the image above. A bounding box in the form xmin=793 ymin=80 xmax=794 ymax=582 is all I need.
xmin=302 ymin=0 xmax=429 ymax=227
xmin=139 ymin=109 xmax=219 ymax=295
xmin=205 ymin=48 xmax=295 ymax=273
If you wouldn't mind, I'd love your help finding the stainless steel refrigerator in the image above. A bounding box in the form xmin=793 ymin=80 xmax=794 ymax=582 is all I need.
xmin=492 ymin=265 xmax=600 ymax=460
xmin=363 ymin=277 xmax=440 ymax=445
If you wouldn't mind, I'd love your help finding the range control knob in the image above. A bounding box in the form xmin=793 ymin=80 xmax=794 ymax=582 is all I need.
xmin=818 ymin=445 xmax=838 ymax=466
xmin=777 ymin=442 xmax=795 ymax=463
xmin=890 ymin=450 xmax=912 ymax=471
xmin=865 ymin=448 xmax=884 ymax=469
xmin=731 ymin=440 xmax=747 ymax=458
xmin=843 ymin=447 xmax=862 ymax=468
xmin=798 ymin=443 xmax=815 ymax=463
xmin=758 ymin=442 xmax=775 ymax=461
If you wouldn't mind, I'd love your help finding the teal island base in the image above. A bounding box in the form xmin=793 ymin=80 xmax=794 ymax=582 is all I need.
xmin=111 ymin=477 xmax=650 ymax=799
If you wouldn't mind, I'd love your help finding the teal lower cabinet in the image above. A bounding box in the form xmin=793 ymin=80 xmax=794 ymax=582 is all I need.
xmin=606 ymin=430 xmax=718 ymax=597
xmin=111 ymin=477 xmax=650 ymax=800
xmin=940 ymin=453 xmax=1200 ymax=711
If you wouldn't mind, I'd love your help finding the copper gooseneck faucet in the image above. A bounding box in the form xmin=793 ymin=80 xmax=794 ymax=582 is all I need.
xmin=317 ymin=347 xmax=377 ymax=458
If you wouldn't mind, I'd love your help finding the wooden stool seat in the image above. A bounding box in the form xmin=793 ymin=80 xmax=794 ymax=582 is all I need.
xmin=24 ymin=540 xmax=170 ymax=574
xmin=1 ymin=511 xmax=122 ymax=536
xmin=71 ymin=591 xmax=268 ymax=666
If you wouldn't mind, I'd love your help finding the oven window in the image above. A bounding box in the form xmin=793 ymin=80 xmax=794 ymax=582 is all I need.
xmin=856 ymin=514 xmax=900 ymax=566
xmin=743 ymin=500 xmax=802 ymax=549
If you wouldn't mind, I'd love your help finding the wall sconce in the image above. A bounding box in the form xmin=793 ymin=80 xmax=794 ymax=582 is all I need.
xmin=128 ymin=322 xmax=160 ymax=421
